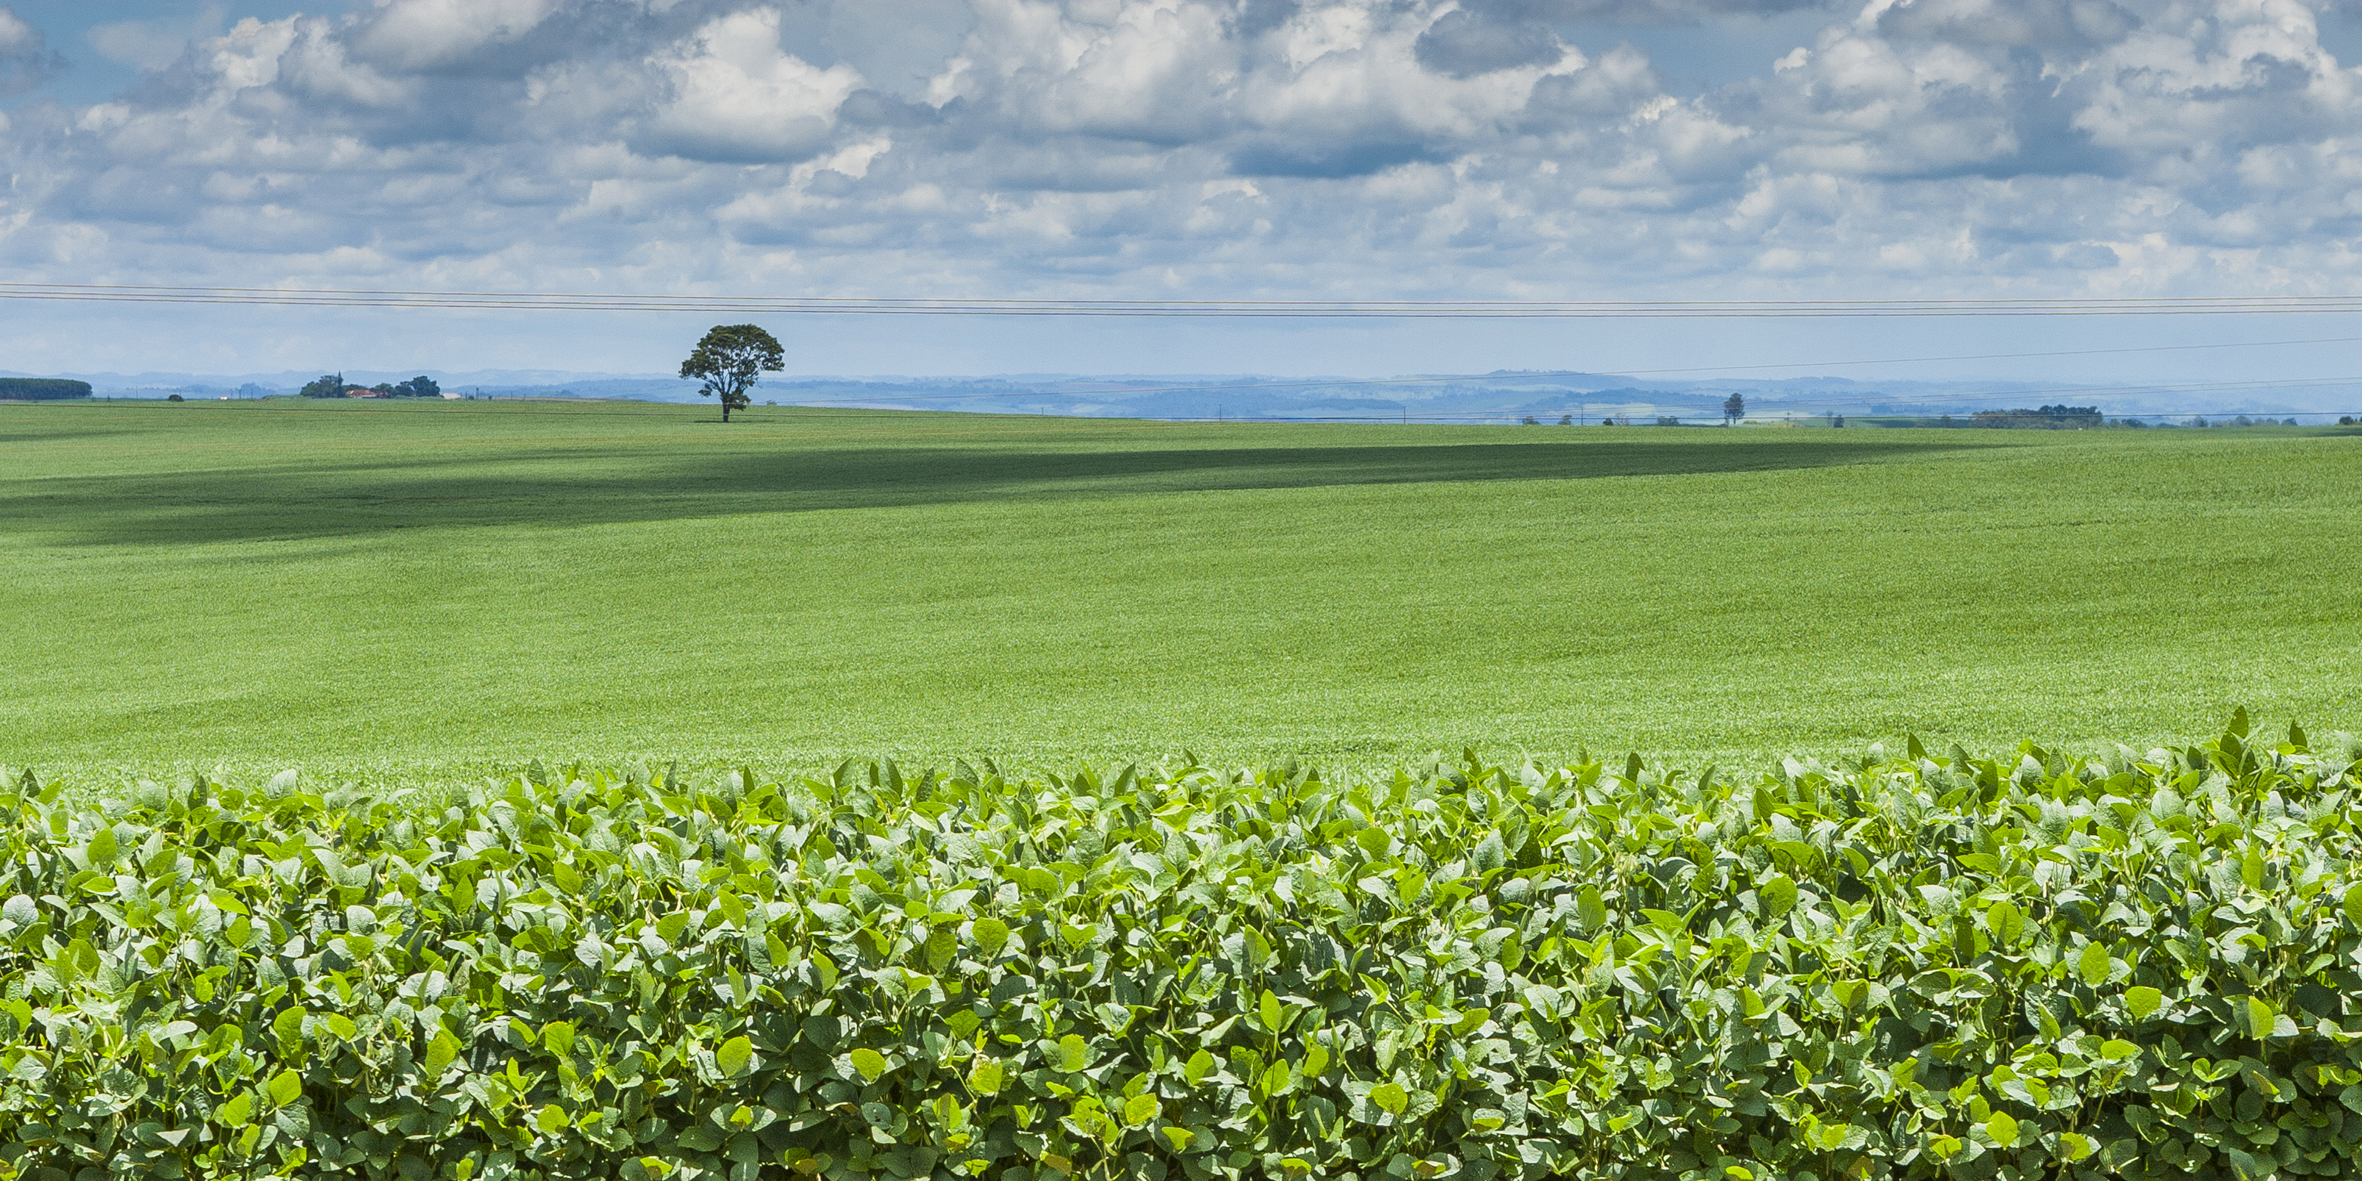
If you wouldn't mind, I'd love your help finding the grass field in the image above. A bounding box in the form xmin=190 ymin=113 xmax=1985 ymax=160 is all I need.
xmin=3 ymin=397 xmax=2358 ymax=784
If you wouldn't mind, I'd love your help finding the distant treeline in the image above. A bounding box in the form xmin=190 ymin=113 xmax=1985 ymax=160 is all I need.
xmin=299 ymin=373 xmax=442 ymax=398
xmin=1871 ymin=407 xmax=2326 ymax=429
xmin=1870 ymin=404 xmax=2108 ymax=429
xmin=0 ymin=378 xmax=93 ymax=401
xmin=1970 ymin=404 xmax=2104 ymax=428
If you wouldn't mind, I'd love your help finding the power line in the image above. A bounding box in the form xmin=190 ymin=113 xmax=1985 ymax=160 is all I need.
xmin=34 ymin=398 xmax=2358 ymax=426
xmin=757 ymin=338 xmax=2362 ymax=406
xmin=1609 ymin=334 xmax=2362 ymax=377
xmin=51 ymin=372 xmax=2355 ymax=419
xmin=16 ymin=282 xmax=2362 ymax=317
xmin=783 ymin=373 xmax=2362 ymax=418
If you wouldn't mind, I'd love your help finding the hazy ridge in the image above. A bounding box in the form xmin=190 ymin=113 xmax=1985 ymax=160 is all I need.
xmin=9 ymin=368 xmax=2355 ymax=421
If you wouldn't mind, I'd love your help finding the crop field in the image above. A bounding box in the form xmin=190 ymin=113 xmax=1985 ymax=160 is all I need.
xmin=5 ymin=731 xmax=2355 ymax=1181
xmin=2 ymin=398 xmax=2359 ymax=783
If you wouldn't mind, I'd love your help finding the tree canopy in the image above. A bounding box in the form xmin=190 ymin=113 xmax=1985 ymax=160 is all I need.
xmin=0 ymin=379 xmax=92 ymax=401
xmin=679 ymin=324 xmax=785 ymax=422
xmin=297 ymin=374 xmax=441 ymax=398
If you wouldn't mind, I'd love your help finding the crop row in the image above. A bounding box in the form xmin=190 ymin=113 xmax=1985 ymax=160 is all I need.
xmin=2 ymin=713 xmax=2359 ymax=1181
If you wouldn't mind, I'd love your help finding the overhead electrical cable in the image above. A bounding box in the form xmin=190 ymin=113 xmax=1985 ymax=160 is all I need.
xmin=779 ymin=372 xmax=2362 ymax=409
xmin=765 ymin=336 xmax=2362 ymax=405
xmin=783 ymin=373 xmax=2362 ymax=419
xmin=15 ymin=282 xmax=2362 ymax=317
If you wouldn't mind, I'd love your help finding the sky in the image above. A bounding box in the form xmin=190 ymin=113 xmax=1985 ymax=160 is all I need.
xmin=3 ymin=0 xmax=2362 ymax=392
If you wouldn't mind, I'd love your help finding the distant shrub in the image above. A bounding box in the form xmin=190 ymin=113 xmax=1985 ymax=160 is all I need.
xmin=167 ymin=394 xmax=185 ymax=402
xmin=0 ymin=714 xmax=2358 ymax=1181
xmin=0 ymin=379 xmax=92 ymax=401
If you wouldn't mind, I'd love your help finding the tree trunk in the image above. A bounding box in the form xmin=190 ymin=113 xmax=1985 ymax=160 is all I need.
xmin=722 ymin=400 xmax=731 ymax=422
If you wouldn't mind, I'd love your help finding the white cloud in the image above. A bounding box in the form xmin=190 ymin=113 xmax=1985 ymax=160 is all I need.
xmin=637 ymin=8 xmax=865 ymax=162
xmin=1 ymin=0 xmax=2360 ymax=365
xmin=355 ymin=0 xmax=566 ymax=70
xmin=0 ymin=5 xmax=64 ymax=93
xmin=1873 ymin=0 xmax=2138 ymax=46
xmin=89 ymin=7 xmax=230 ymax=72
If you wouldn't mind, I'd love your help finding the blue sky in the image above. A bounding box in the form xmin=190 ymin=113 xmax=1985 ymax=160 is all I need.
xmin=3 ymin=0 xmax=2361 ymax=394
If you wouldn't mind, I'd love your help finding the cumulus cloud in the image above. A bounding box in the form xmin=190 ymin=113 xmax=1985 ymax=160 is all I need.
xmin=0 ymin=6 xmax=65 ymax=94
xmin=637 ymin=8 xmax=865 ymax=162
xmin=0 ymin=0 xmax=2358 ymax=316
xmin=1458 ymin=0 xmax=1838 ymax=23
xmin=88 ymin=6 xmax=230 ymax=72
xmin=354 ymin=0 xmax=567 ymax=71
xmin=1872 ymin=0 xmax=2138 ymax=46
xmin=1414 ymin=9 xmax=1568 ymax=78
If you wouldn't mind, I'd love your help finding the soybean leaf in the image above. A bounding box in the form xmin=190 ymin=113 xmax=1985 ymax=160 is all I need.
xmin=2125 ymin=986 xmax=2163 ymax=1020
xmin=1123 ymin=1094 xmax=1161 ymax=1127
xmin=2077 ymin=942 xmax=2111 ymax=987
xmin=717 ymin=1036 xmax=755 ymax=1077
xmin=423 ymin=1029 xmax=461 ymax=1078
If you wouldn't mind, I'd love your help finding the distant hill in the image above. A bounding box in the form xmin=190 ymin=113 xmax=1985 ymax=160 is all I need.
xmin=11 ymin=367 xmax=2351 ymax=421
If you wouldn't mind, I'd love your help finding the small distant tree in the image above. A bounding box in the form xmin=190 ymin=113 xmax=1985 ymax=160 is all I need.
xmin=299 ymin=374 xmax=345 ymax=399
xmin=1520 ymin=415 xmax=1540 ymax=425
xmin=680 ymin=324 xmax=785 ymax=422
xmin=1557 ymin=414 xmax=1573 ymax=425
xmin=1723 ymin=393 xmax=1744 ymax=425
xmin=396 ymin=376 xmax=441 ymax=398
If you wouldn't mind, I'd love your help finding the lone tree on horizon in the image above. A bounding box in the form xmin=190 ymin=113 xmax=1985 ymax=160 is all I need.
xmin=1723 ymin=392 xmax=1745 ymax=426
xmin=680 ymin=324 xmax=784 ymax=422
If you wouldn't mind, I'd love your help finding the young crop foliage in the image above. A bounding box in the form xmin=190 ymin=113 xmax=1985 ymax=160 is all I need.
xmin=2 ymin=713 xmax=2361 ymax=1181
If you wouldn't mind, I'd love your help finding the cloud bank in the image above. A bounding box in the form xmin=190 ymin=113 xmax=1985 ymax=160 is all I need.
xmin=1 ymin=0 xmax=2359 ymax=313
xmin=0 ymin=6 xmax=64 ymax=95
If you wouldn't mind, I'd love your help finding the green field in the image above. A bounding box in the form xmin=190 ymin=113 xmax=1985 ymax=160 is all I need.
xmin=3 ymin=398 xmax=2357 ymax=783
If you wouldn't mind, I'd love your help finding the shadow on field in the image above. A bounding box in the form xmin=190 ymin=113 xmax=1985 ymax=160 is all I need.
xmin=4 ymin=437 xmax=1983 ymax=545
xmin=0 ymin=429 xmax=142 ymax=446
